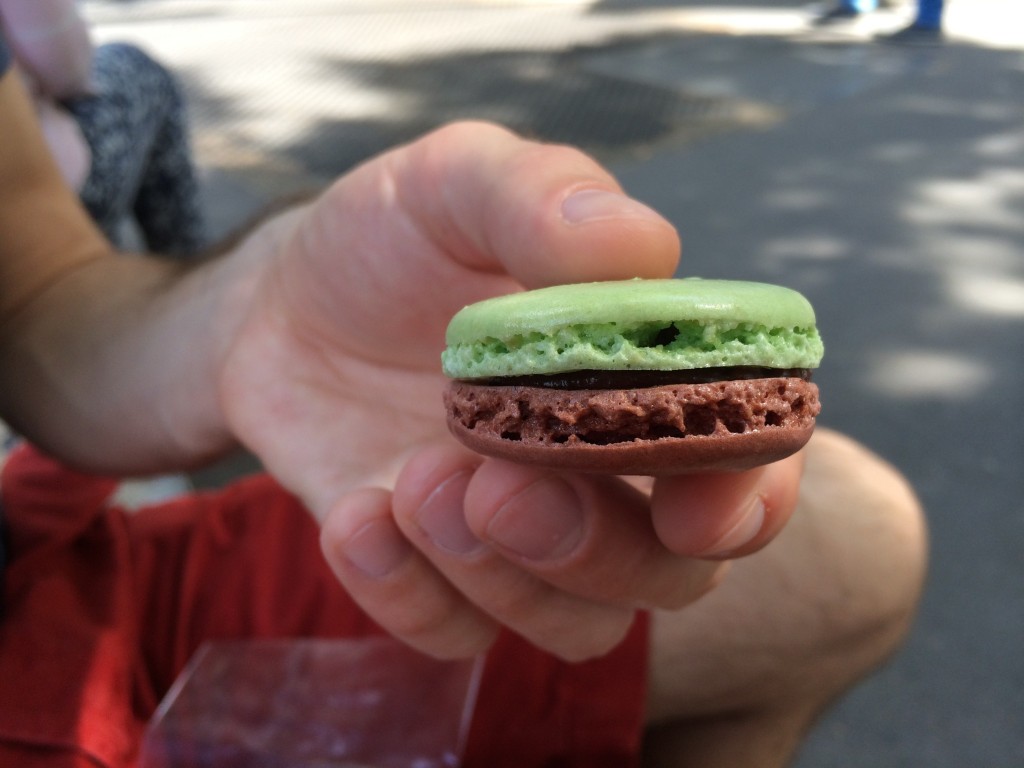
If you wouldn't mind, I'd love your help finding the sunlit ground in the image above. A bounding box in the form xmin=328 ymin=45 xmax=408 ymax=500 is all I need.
xmin=653 ymin=0 xmax=1024 ymax=49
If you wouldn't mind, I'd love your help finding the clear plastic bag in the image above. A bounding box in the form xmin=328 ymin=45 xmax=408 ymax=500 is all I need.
xmin=139 ymin=637 xmax=483 ymax=768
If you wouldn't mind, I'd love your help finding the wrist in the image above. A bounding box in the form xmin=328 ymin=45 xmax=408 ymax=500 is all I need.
xmin=199 ymin=204 xmax=312 ymax=461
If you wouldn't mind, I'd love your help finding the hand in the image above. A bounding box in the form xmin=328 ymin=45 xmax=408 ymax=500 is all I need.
xmin=218 ymin=122 xmax=805 ymax=660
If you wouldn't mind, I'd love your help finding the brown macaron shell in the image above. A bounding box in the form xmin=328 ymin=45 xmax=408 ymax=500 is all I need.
xmin=444 ymin=376 xmax=820 ymax=475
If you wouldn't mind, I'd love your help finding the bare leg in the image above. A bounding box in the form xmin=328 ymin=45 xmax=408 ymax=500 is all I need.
xmin=643 ymin=428 xmax=928 ymax=767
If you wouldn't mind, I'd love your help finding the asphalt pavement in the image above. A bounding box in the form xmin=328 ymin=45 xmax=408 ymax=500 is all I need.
xmin=84 ymin=0 xmax=1024 ymax=764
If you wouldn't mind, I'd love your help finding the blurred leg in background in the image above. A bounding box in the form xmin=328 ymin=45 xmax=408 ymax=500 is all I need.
xmin=68 ymin=43 xmax=206 ymax=257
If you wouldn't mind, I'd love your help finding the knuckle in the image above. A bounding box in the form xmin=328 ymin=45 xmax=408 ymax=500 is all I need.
xmin=546 ymin=610 xmax=635 ymax=663
xmin=466 ymin=572 xmax=633 ymax=662
xmin=482 ymin=572 xmax=555 ymax=624
xmin=385 ymin=586 xmax=494 ymax=658
xmin=650 ymin=561 xmax=731 ymax=611
xmin=429 ymin=119 xmax=517 ymax=145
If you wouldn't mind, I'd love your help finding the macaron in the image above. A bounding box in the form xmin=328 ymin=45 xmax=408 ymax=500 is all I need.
xmin=441 ymin=278 xmax=823 ymax=475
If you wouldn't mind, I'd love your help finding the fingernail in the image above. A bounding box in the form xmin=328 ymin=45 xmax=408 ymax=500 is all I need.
xmin=561 ymin=188 xmax=660 ymax=225
xmin=705 ymin=494 xmax=765 ymax=556
xmin=486 ymin=478 xmax=585 ymax=561
xmin=344 ymin=518 xmax=413 ymax=579
xmin=415 ymin=471 xmax=484 ymax=556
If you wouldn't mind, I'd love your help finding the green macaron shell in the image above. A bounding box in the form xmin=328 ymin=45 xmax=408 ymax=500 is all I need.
xmin=442 ymin=278 xmax=824 ymax=379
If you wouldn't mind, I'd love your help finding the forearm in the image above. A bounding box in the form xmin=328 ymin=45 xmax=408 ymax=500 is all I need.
xmin=1 ymin=67 xmax=319 ymax=474
xmin=0 ymin=216 xmax=303 ymax=473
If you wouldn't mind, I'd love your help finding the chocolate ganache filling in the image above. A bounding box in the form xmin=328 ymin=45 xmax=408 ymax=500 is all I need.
xmin=470 ymin=367 xmax=813 ymax=390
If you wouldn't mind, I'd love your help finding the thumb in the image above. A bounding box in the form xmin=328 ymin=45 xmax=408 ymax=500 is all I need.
xmin=391 ymin=120 xmax=682 ymax=288
xmin=287 ymin=122 xmax=681 ymax=367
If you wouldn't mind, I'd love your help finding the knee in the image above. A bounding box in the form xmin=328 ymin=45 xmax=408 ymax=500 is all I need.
xmin=807 ymin=429 xmax=927 ymax=632
xmin=785 ymin=428 xmax=928 ymax=695
xmin=646 ymin=429 xmax=927 ymax=725
xmin=95 ymin=43 xmax=184 ymax=105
